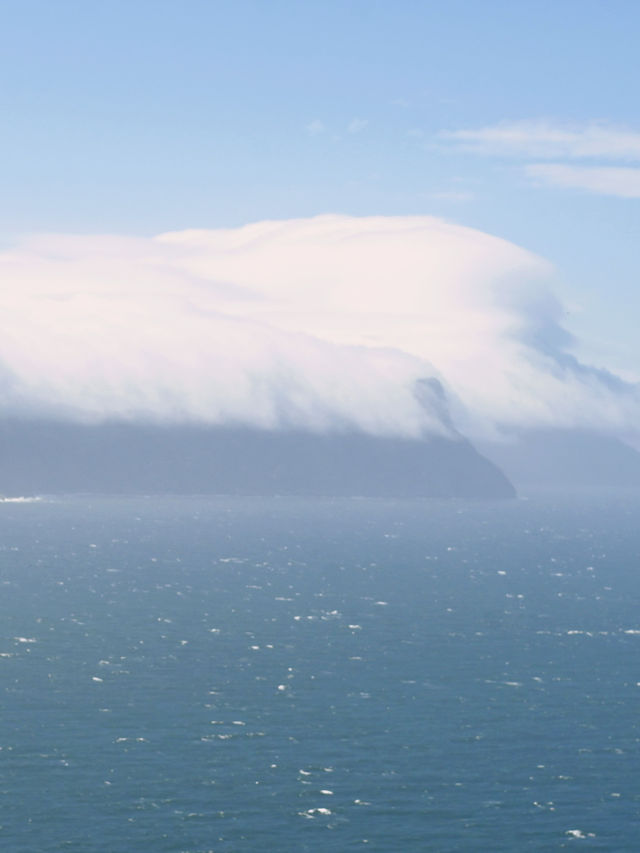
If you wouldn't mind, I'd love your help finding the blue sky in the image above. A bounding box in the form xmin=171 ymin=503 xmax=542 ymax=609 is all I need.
xmin=1 ymin=0 xmax=639 ymax=369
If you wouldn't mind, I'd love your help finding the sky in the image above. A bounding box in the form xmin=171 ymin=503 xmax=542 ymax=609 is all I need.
xmin=1 ymin=0 xmax=639 ymax=441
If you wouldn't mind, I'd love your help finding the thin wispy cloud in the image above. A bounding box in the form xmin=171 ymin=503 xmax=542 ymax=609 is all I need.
xmin=429 ymin=190 xmax=475 ymax=203
xmin=526 ymin=164 xmax=640 ymax=198
xmin=441 ymin=121 xmax=640 ymax=161
xmin=440 ymin=120 xmax=640 ymax=198
xmin=305 ymin=119 xmax=325 ymax=136
xmin=347 ymin=117 xmax=368 ymax=134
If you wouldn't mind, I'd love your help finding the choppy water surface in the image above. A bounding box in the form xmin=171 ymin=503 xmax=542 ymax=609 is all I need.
xmin=1 ymin=493 xmax=640 ymax=851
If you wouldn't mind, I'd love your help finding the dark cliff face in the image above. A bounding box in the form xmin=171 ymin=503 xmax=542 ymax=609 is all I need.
xmin=0 ymin=420 xmax=515 ymax=499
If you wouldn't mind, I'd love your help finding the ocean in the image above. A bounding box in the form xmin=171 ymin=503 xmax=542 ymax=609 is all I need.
xmin=1 ymin=493 xmax=639 ymax=851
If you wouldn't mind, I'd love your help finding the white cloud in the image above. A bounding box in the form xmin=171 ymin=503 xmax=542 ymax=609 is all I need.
xmin=526 ymin=163 xmax=640 ymax=198
xmin=441 ymin=120 xmax=640 ymax=161
xmin=0 ymin=215 xmax=638 ymax=441
xmin=347 ymin=117 xmax=368 ymax=134
xmin=305 ymin=119 xmax=325 ymax=136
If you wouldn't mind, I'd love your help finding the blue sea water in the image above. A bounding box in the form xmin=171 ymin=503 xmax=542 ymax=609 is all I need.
xmin=1 ymin=493 xmax=640 ymax=851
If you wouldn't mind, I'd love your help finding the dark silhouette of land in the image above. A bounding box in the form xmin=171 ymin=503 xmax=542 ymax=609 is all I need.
xmin=0 ymin=420 xmax=515 ymax=499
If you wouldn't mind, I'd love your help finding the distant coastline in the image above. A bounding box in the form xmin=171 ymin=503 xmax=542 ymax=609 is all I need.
xmin=0 ymin=420 xmax=515 ymax=500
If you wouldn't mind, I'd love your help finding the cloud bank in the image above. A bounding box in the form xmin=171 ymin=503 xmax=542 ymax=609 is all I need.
xmin=1 ymin=215 xmax=638 ymax=440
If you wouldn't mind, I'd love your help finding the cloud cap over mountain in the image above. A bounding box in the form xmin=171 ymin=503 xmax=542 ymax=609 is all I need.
xmin=1 ymin=215 xmax=637 ymax=440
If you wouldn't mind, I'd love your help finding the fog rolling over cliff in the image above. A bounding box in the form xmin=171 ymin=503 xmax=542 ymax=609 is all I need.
xmin=0 ymin=420 xmax=515 ymax=499
xmin=3 ymin=215 xmax=640 ymax=497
